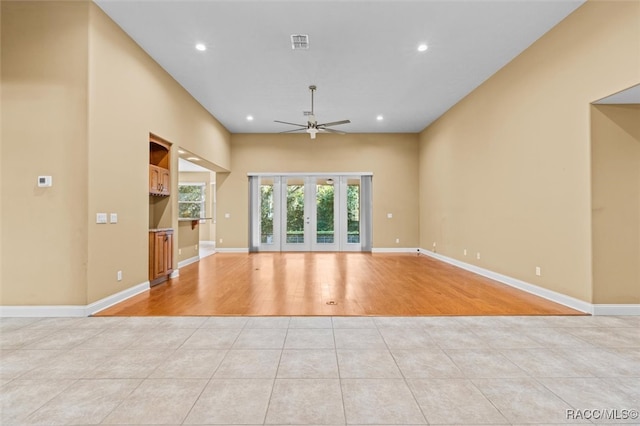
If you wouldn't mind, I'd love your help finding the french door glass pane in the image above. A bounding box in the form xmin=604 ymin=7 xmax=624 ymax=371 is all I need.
xmin=347 ymin=178 xmax=360 ymax=243
xmin=316 ymin=178 xmax=334 ymax=244
xmin=286 ymin=179 xmax=305 ymax=244
xmin=260 ymin=178 xmax=275 ymax=245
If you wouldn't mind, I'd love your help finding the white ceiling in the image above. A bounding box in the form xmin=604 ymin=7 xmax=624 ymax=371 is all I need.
xmin=595 ymin=84 xmax=640 ymax=104
xmin=95 ymin=0 xmax=585 ymax=134
xmin=179 ymin=157 xmax=212 ymax=173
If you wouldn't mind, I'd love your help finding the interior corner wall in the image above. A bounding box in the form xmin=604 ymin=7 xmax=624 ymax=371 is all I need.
xmin=418 ymin=0 xmax=640 ymax=303
xmin=218 ymin=133 xmax=420 ymax=249
xmin=1 ymin=1 xmax=90 ymax=305
xmin=591 ymin=104 xmax=640 ymax=304
xmin=86 ymin=3 xmax=231 ymax=304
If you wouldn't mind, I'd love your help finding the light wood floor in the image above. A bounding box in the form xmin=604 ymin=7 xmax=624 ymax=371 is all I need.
xmin=97 ymin=253 xmax=584 ymax=316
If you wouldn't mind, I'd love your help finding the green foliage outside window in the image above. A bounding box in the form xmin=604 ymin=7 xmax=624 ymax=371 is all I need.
xmin=178 ymin=184 xmax=205 ymax=218
xmin=259 ymin=182 xmax=361 ymax=244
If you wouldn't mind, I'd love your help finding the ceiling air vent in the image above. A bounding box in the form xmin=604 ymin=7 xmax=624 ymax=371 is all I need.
xmin=291 ymin=34 xmax=309 ymax=50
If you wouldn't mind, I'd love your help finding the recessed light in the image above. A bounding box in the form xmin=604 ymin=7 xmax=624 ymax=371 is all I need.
xmin=418 ymin=44 xmax=428 ymax=52
xmin=246 ymin=115 xmax=254 ymax=121
xmin=186 ymin=157 xmax=200 ymax=161
xmin=376 ymin=115 xmax=384 ymax=121
xmin=195 ymin=43 xmax=206 ymax=51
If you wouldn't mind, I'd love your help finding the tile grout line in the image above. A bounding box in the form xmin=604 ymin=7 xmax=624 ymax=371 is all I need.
xmin=332 ymin=317 xmax=349 ymax=425
xmin=260 ymin=324 xmax=287 ymax=425
xmin=378 ymin=320 xmax=430 ymax=425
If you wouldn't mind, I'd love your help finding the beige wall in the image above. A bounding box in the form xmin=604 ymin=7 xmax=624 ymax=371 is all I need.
xmin=0 ymin=0 xmax=3 ymax=296
xmin=1 ymin=1 xmax=90 ymax=305
xmin=418 ymin=0 xmax=640 ymax=303
xmin=591 ymin=104 xmax=640 ymax=304
xmin=218 ymin=133 xmax=419 ymax=249
xmin=177 ymin=221 xmax=199 ymax=262
xmin=1 ymin=1 xmax=231 ymax=305
xmin=86 ymin=3 xmax=231 ymax=303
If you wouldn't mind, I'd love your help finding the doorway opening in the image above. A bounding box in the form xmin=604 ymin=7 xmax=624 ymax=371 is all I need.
xmin=249 ymin=174 xmax=372 ymax=252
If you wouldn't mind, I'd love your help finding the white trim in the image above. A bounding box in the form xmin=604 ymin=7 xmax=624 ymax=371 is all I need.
xmin=0 ymin=281 xmax=150 ymax=317
xmin=592 ymin=304 xmax=640 ymax=316
xmin=418 ymin=248 xmax=594 ymax=314
xmin=216 ymin=248 xmax=250 ymax=253
xmin=178 ymin=256 xmax=200 ymax=268
xmin=372 ymin=247 xmax=420 ymax=253
xmin=169 ymin=270 xmax=180 ymax=278
xmin=0 ymin=305 xmax=88 ymax=318
xmin=86 ymin=282 xmax=150 ymax=315
xmin=248 ymin=172 xmax=373 ymax=177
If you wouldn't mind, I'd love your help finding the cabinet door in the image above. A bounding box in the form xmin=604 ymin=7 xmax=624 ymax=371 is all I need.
xmin=164 ymin=232 xmax=174 ymax=273
xmin=154 ymin=232 xmax=166 ymax=278
xmin=160 ymin=169 xmax=171 ymax=195
xmin=149 ymin=166 xmax=162 ymax=195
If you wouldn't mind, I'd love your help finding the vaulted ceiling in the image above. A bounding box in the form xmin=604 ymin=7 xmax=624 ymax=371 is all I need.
xmin=95 ymin=0 xmax=585 ymax=134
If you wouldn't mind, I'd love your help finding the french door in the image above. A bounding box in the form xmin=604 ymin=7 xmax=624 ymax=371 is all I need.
xmin=249 ymin=174 xmax=371 ymax=252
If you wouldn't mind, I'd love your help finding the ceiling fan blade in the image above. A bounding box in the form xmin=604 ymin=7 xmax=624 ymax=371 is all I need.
xmin=274 ymin=120 xmax=307 ymax=127
xmin=279 ymin=128 xmax=306 ymax=134
xmin=319 ymin=127 xmax=346 ymax=135
xmin=317 ymin=119 xmax=351 ymax=127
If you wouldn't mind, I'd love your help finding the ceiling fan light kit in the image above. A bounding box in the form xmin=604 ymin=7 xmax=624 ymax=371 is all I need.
xmin=274 ymin=85 xmax=351 ymax=139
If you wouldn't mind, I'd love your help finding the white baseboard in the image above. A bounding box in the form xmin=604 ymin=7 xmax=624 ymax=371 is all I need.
xmin=0 ymin=281 xmax=150 ymax=317
xmin=592 ymin=304 xmax=640 ymax=316
xmin=0 ymin=305 xmax=88 ymax=318
xmin=418 ymin=248 xmax=596 ymax=315
xmin=169 ymin=270 xmax=180 ymax=278
xmin=372 ymin=248 xmax=420 ymax=253
xmin=216 ymin=248 xmax=250 ymax=253
xmin=178 ymin=256 xmax=200 ymax=269
xmin=86 ymin=282 xmax=150 ymax=315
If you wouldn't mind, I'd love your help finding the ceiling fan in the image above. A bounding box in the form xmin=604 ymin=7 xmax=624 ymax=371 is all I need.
xmin=274 ymin=85 xmax=350 ymax=139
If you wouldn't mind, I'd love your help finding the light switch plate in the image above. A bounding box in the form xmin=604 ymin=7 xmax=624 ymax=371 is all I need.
xmin=110 ymin=213 xmax=118 ymax=224
xmin=96 ymin=213 xmax=108 ymax=224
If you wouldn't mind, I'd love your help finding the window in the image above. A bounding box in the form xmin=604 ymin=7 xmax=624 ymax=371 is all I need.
xmin=178 ymin=183 xmax=206 ymax=219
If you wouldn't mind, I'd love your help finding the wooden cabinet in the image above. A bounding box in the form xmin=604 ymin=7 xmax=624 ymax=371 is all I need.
xmin=149 ymin=136 xmax=170 ymax=196
xmin=149 ymin=165 xmax=170 ymax=196
xmin=149 ymin=229 xmax=173 ymax=286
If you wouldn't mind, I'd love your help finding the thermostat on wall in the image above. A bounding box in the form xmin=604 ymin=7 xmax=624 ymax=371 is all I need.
xmin=37 ymin=176 xmax=52 ymax=187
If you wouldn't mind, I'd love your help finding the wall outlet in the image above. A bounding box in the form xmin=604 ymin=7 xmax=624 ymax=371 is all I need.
xmin=178 ymin=248 xmax=182 ymax=255
xmin=395 ymin=238 xmax=400 ymax=244
xmin=387 ymin=213 xmax=393 ymax=219
xmin=535 ymin=266 xmax=541 ymax=276
xmin=195 ymin=244 xmax=198 ymax=250
xmin=476 ymin=252 xmax=481 ymax=260
xmin=224 ymin=213 xmax=230 ymax=219
xmin=37 ymin=176 xmax=53 ymax=187
xmin=109 ymin=213 xmax=118 ymax=224
xmin=117 ymin=270 xmax=123 ymax=281
xmin=463 ymin=249 xmax=467 ymax=256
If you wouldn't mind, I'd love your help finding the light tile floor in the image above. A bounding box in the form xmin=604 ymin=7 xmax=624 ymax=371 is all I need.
xmin=1 ymin=315 xmax=639 ymax=425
